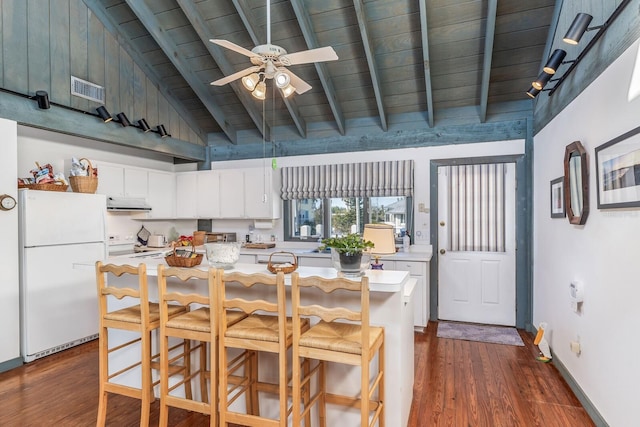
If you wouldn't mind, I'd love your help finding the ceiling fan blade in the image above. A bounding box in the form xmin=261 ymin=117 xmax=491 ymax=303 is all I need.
xmin=281 ymin=68 xmax=312 ymax=94
xmin=210 ymin=39 xmax=257 ymax=58
xmin=211 ymin=66 xmax=262 ymax=86
xmin=279 ymin=46 xmax=338 ymax=66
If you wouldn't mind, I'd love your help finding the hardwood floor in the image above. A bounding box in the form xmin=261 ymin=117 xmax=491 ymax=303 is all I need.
xmin=0 ymin=321 xmax=593 ymax=426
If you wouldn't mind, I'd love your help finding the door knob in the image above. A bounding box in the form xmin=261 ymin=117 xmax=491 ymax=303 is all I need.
xmin=440 ymin=249 xmax=446 ymax=254
xmin=439 ymin=221 xmax=445 ymax=226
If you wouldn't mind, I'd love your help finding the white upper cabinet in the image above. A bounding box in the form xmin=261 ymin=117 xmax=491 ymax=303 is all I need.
xmin=96 ymin=163 xmax=125 ymax=197
xmin=218 ymin=170 xmax=245 ymax=218
xmin=124 ymin=168 xmax=148 ymax=199
xmin=243 ymin=167 xmax=280 ymax=219
xmin=196 ymin=170 xmax=220 ymax=218
xmin=175 ymin=171 xmax=197 ymax=218
xmin=147 ymin=171 xmax=175 ymax=219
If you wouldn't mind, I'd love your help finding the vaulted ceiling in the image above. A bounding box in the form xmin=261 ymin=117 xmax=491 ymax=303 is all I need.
xmin=87 ymin=0 xmax=556 ymax=158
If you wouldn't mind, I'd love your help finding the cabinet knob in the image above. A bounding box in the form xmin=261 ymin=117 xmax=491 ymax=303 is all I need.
xmin=439 ymin=248 xmax=446 ymax=255
xmin=439 ymin=221 xmax=445 ymax=226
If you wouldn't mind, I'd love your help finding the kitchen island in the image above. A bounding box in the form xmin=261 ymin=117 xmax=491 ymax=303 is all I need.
xmin=77 ymin=256 xmax=416 ymax=427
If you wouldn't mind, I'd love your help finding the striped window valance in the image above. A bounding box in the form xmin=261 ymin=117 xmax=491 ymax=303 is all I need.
xmin=281 ymin=160 xmax=414 ymax=200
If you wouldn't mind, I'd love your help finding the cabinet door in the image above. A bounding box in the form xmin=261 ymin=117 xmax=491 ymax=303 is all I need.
xmin=219 ymin=170 xmax=244 ymax=218
xmin=197 ymin=171 xmax=220 ymax=218
xmin=175 ymin=172 xmax=197 ymax=218
xmin=298 ymin=256 xmax=332 ymax=268
xmin=244 ymin=168 xmax=272 ymax=219
xmin=124 ymin=168 xmax=148 ymax=198
xmin=391 ymin=260 xmax=428 ymax=328
xmin=96 ymin=163 xmax=124 ymax=197
xmin=147 ymin=171 xmax=175 ymax=218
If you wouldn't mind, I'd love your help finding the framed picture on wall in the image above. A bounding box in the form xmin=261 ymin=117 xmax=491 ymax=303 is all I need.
xmin=550 ymin=177 xmax=565 ymax=218
xmin=595 ymin=125 xmax=640 ymax=209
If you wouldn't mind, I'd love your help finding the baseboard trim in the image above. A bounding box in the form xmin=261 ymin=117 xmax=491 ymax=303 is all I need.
xmin=0 ymin=356 xmax=23 ymax=373
xmin=531 ymin=329 xmax=609 ymax=427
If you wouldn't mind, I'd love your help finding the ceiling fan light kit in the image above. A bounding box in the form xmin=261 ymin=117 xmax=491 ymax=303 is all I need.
xmin=209 ymin=0 xmax=338 ymax=99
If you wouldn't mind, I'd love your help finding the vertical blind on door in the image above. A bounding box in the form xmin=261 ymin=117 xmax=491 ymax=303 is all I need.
xmin=446 ymin=163 xmax=505 ymax=252
xmin=280 ymin=160 xmax=413 ymax=199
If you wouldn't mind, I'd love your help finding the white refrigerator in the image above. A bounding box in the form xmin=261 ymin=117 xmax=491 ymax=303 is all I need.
xmin=19 ymin=189 xmax=107 ymax=362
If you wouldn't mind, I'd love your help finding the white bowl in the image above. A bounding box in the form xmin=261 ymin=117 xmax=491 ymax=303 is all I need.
xmin=205 ymin=242 xmax=242 ymax=269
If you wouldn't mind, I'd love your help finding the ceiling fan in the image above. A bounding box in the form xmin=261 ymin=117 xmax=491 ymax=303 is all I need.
xmin=209 ymin=0 xmax=338 ymax=99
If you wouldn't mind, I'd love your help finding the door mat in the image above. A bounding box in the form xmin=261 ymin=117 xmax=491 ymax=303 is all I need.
xmin=437 ymin=321 xmax=524 ymax=346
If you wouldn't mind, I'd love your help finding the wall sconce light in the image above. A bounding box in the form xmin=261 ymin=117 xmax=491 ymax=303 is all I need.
xmin=116 ymin=112 xmax=131 ymax=127
xmin=525 ymin=0 xmax=630 ymax=98
xmin=35 ymin=90 xmax=50 ymax=109
xmin=137 ymin=118 xmax=151 ymax=132
xmin=157 ymin=124 xmax=168 ymax=137
xmin=96 ymin=106 xmax=113 ymax=123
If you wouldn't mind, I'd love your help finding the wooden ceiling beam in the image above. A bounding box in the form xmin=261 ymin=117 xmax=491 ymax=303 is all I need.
xmin=352 ymin=0 xmax=387 ymax=131
xmin=230 ymin=0 xmax=306 ymax=139
xmin=290 ymin=0 xmax=346 ymax=135
xmin=479 ymin=0 xmax=497 ymax=123
xmin=123 ymin=0 xmax=238 ymax=144
xmin=175 ymin=0 xmax=269 ymax=141
xmin=418 ymin=0 xmax=434 ymax=127
xmin=83 ymin=0 xmax=206 ymax=142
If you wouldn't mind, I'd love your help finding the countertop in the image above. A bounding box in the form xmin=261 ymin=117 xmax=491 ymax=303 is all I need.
xmin=240 ymin=245 xmax=432 ymax=262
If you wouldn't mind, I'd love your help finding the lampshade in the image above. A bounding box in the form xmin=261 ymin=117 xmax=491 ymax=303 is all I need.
xmin=274 ymin=71 xmax=290 ymax=89
xmin=252 ymin=81 xmax=267 ymax=100
xmin=563 ymin=13 xmax=593 ymax=45
xmin=281 ymin=84 xmax=296 ymax=98
xmin=363 ymin=223 xmax=396 ymax=253
xmin=242 ymin=73 xmax=260 ymax=91
xmin=532 ymin=71 xmax=552 ymax=90
xmin=116 ymin=112 xmax=130 ymax=127
xmin=35 ymin=90 xmax=50 ymax=109
xmin=543 ymin=49 xmax=567 ymax=74
xmin=526 ymin=87 xmax=540 ymax=98
xmin=96 ymin=106 xmax=112 ymax=123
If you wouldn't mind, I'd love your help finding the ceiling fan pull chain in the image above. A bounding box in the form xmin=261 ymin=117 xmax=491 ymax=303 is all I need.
xmin=266 ymin=0 xmax=271 ymax=45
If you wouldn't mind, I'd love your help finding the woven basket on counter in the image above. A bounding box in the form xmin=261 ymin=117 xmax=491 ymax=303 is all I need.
xmin=69 ymin=158 xmax=98 ymax=194
xmin=267 ymin=251 xmax=298 ymax=274
xmin=165 ymin=242 xmax=203 ymax=268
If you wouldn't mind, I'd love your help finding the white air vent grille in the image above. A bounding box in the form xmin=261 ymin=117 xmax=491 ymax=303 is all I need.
xmin=71 ymin=76 xmax=105 ymax=103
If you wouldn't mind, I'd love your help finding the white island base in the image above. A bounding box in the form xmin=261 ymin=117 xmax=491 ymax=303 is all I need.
xmin=80 ymin=258 xmax=416 ymax=427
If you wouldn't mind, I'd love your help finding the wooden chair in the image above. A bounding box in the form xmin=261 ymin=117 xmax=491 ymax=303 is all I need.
xmin=156 ymin=265 xmax=248 ymax=427
xmin=95 ymin=261 xmax=189 ymax=427
xmin=291 ymin=273 xmax=385 ymax=427
xmin=217 ymin=271 xmax=310 ymax=427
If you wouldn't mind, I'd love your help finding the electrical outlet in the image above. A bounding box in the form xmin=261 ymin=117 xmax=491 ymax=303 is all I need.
xmin=570 ymin=336 xmax=581 ymax=355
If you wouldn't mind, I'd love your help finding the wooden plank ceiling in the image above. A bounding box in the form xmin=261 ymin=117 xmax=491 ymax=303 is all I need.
xmin=93 ymin=0 xmax=555 ymax=150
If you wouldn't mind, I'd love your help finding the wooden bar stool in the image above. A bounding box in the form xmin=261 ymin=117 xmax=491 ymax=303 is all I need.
xmin=156 ymin=265 xmax=248 ymax=427
xmin=291 ymin=273 xmax=385 ymax=427
xmin=95 ymin=261 xmax=189 ymax=427
xmin=218 ymin=271 xmax=310 ymax=427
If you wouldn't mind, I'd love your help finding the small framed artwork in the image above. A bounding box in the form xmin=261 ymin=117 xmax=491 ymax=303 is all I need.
xmin=550 ymin=177 xmax=565 ymax=218
xmin=595 ymin=125 xmax=640 ymax=209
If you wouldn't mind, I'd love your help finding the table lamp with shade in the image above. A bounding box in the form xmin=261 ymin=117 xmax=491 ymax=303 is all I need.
xmin=362 ymin=223 xmax=396 ymax=269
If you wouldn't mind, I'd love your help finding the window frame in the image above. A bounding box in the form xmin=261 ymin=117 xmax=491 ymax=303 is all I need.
xmin=283 ymin=196 xmax=413 ymax=242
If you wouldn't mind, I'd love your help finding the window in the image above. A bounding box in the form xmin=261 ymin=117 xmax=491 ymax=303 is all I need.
xmin=285 ymin=196 xmax=411 ymax=241
xmin=281 ymin=160 xmax=414 ymax=241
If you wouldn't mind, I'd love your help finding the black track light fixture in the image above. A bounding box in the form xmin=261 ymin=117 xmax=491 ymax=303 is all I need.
xmin=157 ymin=124 xmax=168 ymax=138
xmin=137 ymin=118 xmax=150 ymax=132
xmin=96 ymin=106 xmax=113 ymax=123
xmin=563 ymin=13 xmax=596 ymax=45
xmin=35 ymin=90 xmax=50 ymax=109
xmin=116 ymin=112 xmax=131 ymax=127
xmin=543 ymin=49 xmax=568 ymax=74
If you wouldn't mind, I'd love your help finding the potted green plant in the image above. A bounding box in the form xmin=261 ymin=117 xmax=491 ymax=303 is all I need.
xmin=320 ymin=234 xmax=374 ymax=275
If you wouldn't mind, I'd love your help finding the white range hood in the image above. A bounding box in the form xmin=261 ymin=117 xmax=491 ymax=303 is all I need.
xmin=106 ymin=197 xmax=152 ymax=212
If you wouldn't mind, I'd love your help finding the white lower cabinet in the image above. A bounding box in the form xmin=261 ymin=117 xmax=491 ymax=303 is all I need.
xmin=298 ymin=256 xmax=332 ymax=268
xmin=384 ymin=260 xmax=429 ymax=329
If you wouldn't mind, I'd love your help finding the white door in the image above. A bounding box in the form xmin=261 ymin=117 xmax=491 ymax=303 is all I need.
xmin=437 ymin=162 xmax=516 ymax=326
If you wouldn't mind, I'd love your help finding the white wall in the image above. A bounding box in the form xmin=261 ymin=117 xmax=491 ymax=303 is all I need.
xmin=212 ymin=141 xmax=525 ymax=246
xmin=0 ymin=119 xmax=20 ymax=368
xmin=533 ymin=40 xmax=640 ymax=427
